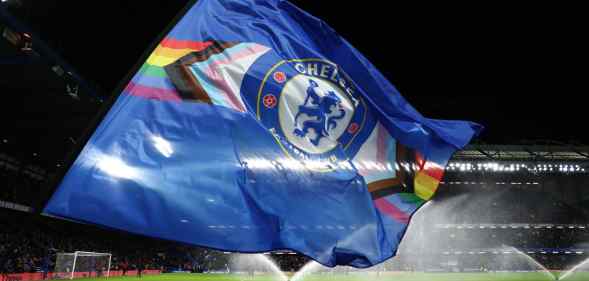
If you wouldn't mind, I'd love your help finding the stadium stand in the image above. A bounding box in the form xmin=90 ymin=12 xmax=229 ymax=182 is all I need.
xmin=1 ymin=144 xmax=588 ymax=275
xmin=1 ymin=1 xmax=589 ymax=276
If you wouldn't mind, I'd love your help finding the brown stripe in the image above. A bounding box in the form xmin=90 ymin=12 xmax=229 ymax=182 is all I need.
xmin=180 ymin=65 xmax=211 ymax=103
xmin=178 ymin=41 xmax=238 ymax=65
xmin=164 ymin=41 xmax=238 ymax=103
xmin=367 ymin=142 xmax=418 ymax=199
xmin=368 ymin=177 xmax=403 ymax=193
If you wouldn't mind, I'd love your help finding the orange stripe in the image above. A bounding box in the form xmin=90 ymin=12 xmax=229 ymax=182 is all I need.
xmin=423 ymin=161 xmax=445 ymax=181
xmin=416 ymin=152 xmax=426 ymax=170
xmin=416 ymin=152 xmax=445 ymax=181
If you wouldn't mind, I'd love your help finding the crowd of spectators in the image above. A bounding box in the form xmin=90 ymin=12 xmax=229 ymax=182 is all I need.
xmin=0 ymin=166 xmax=41 ymax=207
xmin=424 ymin=227 xmax=589 ymax=252
xmin=0 ymin=157 xmax=202 ymax=275
xmin=2 ymin=155 xmax=589 ymax=274
xmin=0 ymin=209 xmax=197 ymax=274
xmin=0 ymin=209 xmax=315 ymax=275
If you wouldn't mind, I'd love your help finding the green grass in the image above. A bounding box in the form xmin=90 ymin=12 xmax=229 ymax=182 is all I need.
xmin=71 ymin=272 xmax=589 ymax=281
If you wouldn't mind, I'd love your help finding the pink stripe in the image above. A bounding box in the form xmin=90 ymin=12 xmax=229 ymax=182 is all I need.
xmin=203 ymin=69 xmax=246 ymax=112
xmin=124 ymin=82 xmax=182 ymax=102
xmin=208 ymin=44 xmax=268 ymax=66
xmin=376 ymin=123 xmax=388 ymax=164
xmin=374 ymin=198 xmax=410 ymax=223
xmin=356 ymin=166 xmax=369 ymax=177
xmin=202 ymin=44 xmax=270 ymax=112
xmin=355 ymin=124 xmax=385 ymax=177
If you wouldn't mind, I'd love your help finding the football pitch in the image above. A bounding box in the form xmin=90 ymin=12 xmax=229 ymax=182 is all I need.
xmin=73 ymin=272 xmax=589 ymax=281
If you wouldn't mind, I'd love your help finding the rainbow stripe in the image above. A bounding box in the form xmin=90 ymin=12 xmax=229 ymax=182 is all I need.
xmin=413 ymin=153 xmax=445 ymax=201
xmin=124 ymin=38 xmax=269 ymax=113
xmin=353 ymin=121 xmax=451 ymax=225
xmin=377 ymin=153 xmax=446 ymax=224
xmin=125 ymin=37 xmax=451 ymax=228
xmin=123 ymin=39 xmax=214 ymax=101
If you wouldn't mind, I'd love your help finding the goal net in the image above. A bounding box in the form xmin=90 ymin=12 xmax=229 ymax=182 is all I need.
xmin=54 ymin=251 xmax=112 ymax=279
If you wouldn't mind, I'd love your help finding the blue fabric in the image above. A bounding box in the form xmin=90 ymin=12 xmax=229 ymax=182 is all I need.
xmin=167 ymin=0 xmax=482 ymax=154
xmin=44 ymin=0 xmax=481 ymax=268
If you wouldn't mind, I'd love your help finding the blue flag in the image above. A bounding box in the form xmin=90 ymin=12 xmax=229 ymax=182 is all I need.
xmin=44 ymin=0 xmax=482 ymax=267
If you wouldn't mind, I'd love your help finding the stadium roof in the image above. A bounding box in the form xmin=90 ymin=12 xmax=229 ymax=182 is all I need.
xmin=456 ymin=144 xmax=589 ymax=161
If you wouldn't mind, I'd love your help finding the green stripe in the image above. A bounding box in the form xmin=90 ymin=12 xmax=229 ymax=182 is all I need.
xmin=398 ymin=193 xmax=426 ymax=206
xmin=139 ymin=63 xmax=168 ymax=78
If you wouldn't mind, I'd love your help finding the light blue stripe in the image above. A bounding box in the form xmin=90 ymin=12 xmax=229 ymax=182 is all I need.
xmin=190 ymin=43 xmax=254 ymax=70
xmin=386 ymin=137 xmax=397 ymax=178
xmin=186 ymin=43 xmax=256 ymax=109
xmin=131 ymin=74 xmax=175 ymax=90
xmin=384 ymin=194 xmax=419 ymax=215
xmin=188 ymin=66 xmax=231 ymax=107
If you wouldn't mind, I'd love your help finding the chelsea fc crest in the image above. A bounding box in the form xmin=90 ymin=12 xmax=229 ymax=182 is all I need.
xmin=254 ymin=59 xmax=368 ymax=171
xmin=164 ymin=42 xmax=372 ymax=171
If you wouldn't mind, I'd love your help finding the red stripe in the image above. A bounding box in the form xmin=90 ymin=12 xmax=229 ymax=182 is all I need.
xmin=423 ymin=160 xmax=445 ymax=181
xmin=374 ymin=198 xmax=410 ymax=223
xmin=416 ymin=151 xmax=444 ymax=181
xmin=124 ymin=82 xmax=182 ymax=102
xmin=376 ymin=124 xmax=388 ymax=164
xmin=160 ymin=38 xmax=213 ymax=50
xmin=416 ymin=152 xmax=426 ymax=170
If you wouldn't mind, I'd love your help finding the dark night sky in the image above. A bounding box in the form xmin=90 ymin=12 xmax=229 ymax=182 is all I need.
xmin=3 ymin=1 xmax=588 ymax=150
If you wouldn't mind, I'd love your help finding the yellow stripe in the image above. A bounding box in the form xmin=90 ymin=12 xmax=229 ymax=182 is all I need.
xmin=146 ymin=45 xmax=211 ymax=67
xmin=414 ymin=171 xmax=439 ymax=200
xmin=153 ymin=46 xmax=197 ymax=59
xmin=146 ymin=54 xmax=180 ymax=67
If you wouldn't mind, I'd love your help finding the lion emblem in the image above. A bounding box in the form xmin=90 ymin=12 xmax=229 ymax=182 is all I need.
xmin=293 ymin=79 xmax=347 ymax=146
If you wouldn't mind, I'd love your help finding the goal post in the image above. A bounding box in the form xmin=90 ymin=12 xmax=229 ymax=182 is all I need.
xmin=55 ymin=251 xmax=112 ymax=279
xmin=54 ymin=252 xmax=76 ymax=279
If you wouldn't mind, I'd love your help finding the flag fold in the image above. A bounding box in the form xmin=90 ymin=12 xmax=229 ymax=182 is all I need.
xmin=44 ymin=0 xmax=482 ymax=267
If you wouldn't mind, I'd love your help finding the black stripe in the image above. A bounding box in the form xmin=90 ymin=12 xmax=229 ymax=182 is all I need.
xmin=370 ymin=185 xmax=404 ymax=200
xmin=164 ymin=41 xmax=237 ymax=102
